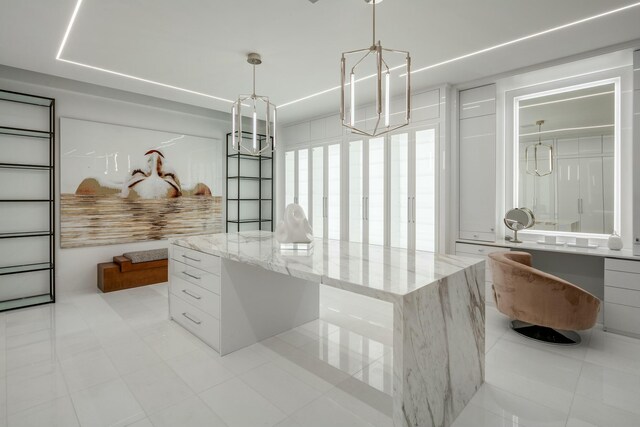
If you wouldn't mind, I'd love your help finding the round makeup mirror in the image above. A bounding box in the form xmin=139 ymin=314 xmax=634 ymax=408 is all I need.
xmin=504 ymin=207 xmax=535 ymax=243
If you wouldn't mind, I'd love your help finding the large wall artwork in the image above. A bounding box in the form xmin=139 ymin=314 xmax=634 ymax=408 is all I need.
xmin=60 ymin=118 xmax=223 ymax=248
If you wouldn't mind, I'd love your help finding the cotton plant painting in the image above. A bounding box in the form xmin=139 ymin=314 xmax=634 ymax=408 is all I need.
xmin=60 ymin=118 xmax=223 ymax=248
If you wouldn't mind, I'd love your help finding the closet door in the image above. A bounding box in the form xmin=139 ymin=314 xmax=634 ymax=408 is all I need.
xmin=557 ymin=158 xmax=580 ymax=232
xmin=311 ymin=146 xmax=326 ymax=239
xmin=285 ymin=150 xmax=296 ymax=206
xmin=579 ymin=157 xmax=604 ymax=234
xmin=458 ymin=85 xmax=496 ymax=242
xmin=603 ymin=156 xmax=615 ymax=234
xmin=390 ymin=133 xmax=410 ymax=248
xmin=459 ymin=115 xmax=496 ymax=241
xmin=368 ymin=137 xmax=385 ymax=246
xmin=388 ymin=127 xmax=437 ymax=251
xmin=414 ymin=129 xmax=436 ymax=251
xmin=297 ymin=149 xmax=309 ymax=217
xmin=349 ymin=139 xmax=364 ymax=243
xmin=327 ymin=143 xmax=341 ymax=240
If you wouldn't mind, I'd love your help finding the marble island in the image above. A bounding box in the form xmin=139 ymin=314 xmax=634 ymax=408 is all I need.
xmin=169 ymin=231 xmax=485 ymax=427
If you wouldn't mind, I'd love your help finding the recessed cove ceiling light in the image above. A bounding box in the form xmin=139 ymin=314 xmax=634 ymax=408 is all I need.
xmin=55 ymin=0 xmax=640 ymax=111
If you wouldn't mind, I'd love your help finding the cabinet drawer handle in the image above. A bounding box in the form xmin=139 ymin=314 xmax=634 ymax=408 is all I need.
xmin=182 ymin=254 xmax=201 ymax=262
xmin=182 ymin=271 xmax=201 ymax=280
xmin=182 ymin=312 xmax=201 ymax=325
xmin=182 ymin=289 xmax=202 ymax=300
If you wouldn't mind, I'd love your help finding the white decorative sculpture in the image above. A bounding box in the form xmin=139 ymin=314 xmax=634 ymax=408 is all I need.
xmin=275 ymin=204 xmax=313 ymax=244
xmin=607 ymin=231 xmax=624 ymax=251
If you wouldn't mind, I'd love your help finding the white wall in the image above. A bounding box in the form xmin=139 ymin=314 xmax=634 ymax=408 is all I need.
xmin=0 ymin=65 xmax=231 ymax=293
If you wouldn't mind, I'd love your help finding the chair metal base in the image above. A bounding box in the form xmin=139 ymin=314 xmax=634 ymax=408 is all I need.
xmin=510 ymin=320 xmax=581 ymax=345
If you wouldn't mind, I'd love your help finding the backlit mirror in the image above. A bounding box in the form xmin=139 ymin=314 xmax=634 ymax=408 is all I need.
xmin=516 ymin=81 xmax=616 ymax=235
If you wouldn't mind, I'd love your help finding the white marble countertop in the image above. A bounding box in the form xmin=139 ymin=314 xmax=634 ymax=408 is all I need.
xmin=457 ymin=238 xmax=639 ymax=260
xmin=170 ymin=231 xmax=483 ymax=302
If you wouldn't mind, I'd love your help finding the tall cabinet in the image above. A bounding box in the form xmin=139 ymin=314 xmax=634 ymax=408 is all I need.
xmin=634 ymin=50 xmax=640 ymax=256
xmin=0 ymin=89 xmax=55 ymax=312
xmin=458 ymin=84 xmax=497 ymax=242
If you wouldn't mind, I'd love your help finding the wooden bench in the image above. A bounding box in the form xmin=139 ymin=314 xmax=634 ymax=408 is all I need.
xmin=98 ymin=249 xmax=168 ymax=293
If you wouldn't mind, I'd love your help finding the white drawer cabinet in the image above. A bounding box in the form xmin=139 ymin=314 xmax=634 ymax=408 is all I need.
xmin=171 ymin=245 xmax=220 ymax=275
xmin=604 ymin=258 xmax=640 ymax=338
xmin=169 ymin=245 xmax=222 ymax=351
xmin=171 ymin=259 xmax=221 ymax=294
xmin=170 ymin=274 xmax=220 ymax=319
xmin=170 ymin=293 xmax=220 ymax=351
xmin=455 ymin=243 xmax=506 ymax=257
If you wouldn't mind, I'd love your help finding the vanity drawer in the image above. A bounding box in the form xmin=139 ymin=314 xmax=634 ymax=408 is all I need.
xmin=171 ymin=259 xmax=221 ymax=295
xmin=605 ymin=286 xmax=640 ymax=308
xmin=171 ymin=245 xmax=220 ymax=275
xmin=459 ymin=231 xmax=495 ymax=242
xmin=455 ymin=243 xmax=506 ymax=257
xmin=604 ymin=270 xmax=640 ymax=292
xmin=605 ymin=258 xmax=640 ymax=275
xmin=170 ymin=275 xmax=220 ymax=319
xmin=170 ymin=293 xmax=220 ymax=351
xmin=604 ymin=302 xmax=640 ymax=338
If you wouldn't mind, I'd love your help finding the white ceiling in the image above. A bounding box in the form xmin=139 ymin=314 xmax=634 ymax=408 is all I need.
xmin=1 ymin=0 xmax=640 ymax=124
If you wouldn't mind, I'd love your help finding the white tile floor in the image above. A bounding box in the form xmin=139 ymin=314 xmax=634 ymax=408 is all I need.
xmin=1 ymin=284 xmax=640 ymax=427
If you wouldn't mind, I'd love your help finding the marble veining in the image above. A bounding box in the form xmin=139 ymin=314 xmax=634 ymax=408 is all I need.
xmin=171 ymin=230 xmax=485 ymax=427
xmin=171 ymin=231 xmax=483 ymax=302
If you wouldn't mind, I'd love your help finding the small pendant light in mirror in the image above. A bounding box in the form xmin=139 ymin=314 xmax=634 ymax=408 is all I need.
xmin=525 ymin=120 xmax=554 ymax=177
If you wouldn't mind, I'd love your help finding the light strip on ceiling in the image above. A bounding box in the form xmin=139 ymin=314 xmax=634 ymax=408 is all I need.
xmin=56 ymin=0 xmax=83 ymax=59
xmin=519 ymin=124 xmax=614 ymax=137
xmin=56 ymin=0 xmax=640 ymax=109
xmin=401 ymin=1 xmax=640 ymax=77
xmin=520 ymin=90 xmax=614 ymax=109
xmin=282 ymin=1 xmax=640 ymax=108
xmin=57 ymin=58 xmax=233 ymax=102
xmin=56 ymin=0 xmax=233 ymax=103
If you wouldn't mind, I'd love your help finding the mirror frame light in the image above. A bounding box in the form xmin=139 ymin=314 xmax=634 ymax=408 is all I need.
xmin=512 ymin=77 xmax=621 ymax=239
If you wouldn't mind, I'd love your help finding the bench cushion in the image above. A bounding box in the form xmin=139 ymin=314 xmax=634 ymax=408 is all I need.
xmin=123 ymin=248 xmax=168 ymax=264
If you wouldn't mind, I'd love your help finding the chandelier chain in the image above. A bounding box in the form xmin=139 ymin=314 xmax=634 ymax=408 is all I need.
xmin=252 ymin=64 xmax=256 ymax=97
xmin=372 ymin=0 xmax=376 ymax=47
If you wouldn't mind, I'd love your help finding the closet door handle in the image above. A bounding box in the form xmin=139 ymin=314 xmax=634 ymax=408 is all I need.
xmin=408 ymin=197 xmax=411 ymax=223
xmin=362 ymin=197 xmax=365 ymax=220
xmin=365 ymin=197 xmax=369 ymax=221
xmin=323 ymin=197 xmax=327 ymax=218
xmin=412 ymin=197 xmax=416 ymax=224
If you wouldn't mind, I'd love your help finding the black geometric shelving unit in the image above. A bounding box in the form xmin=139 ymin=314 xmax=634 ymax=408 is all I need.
xmin=225 ymin=131 xmax=274 ymax=232
xmin=0 ymin=89 xmax=55 ymax=312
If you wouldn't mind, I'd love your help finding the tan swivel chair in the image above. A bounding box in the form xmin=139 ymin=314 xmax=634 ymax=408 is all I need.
xmin=488 ymin=251 xmax=601 ymax=345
